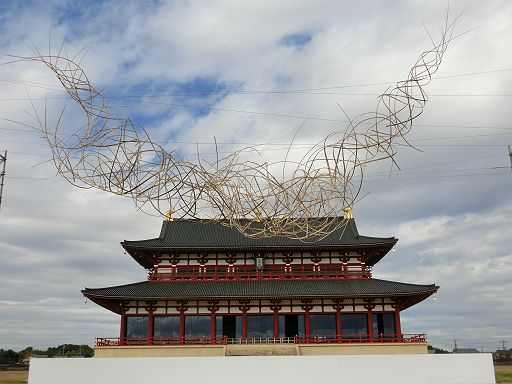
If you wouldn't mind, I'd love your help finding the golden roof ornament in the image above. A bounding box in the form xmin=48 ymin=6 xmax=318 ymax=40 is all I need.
xmin=342 ymin=207 xmax=353 ymax=219
xmin=164 ymin=209 xmax=175 ymax=222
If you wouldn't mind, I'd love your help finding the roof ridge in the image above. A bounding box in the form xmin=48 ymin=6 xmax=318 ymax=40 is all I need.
xmin=370 ymin=277 xmax=438 ymax=288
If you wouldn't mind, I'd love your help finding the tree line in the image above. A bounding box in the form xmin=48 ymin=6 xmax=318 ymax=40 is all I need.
xmin=0 ymin=345 xmax=93 ymax=365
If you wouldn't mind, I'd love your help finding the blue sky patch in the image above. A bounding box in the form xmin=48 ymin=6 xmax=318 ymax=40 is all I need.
xmin=280 ymin=31 xmax=313 ymax=48
xmin=176 ymin=76 xmax=229 ymax=98
xmin=103 ymin=76 xmax=232 ymax=135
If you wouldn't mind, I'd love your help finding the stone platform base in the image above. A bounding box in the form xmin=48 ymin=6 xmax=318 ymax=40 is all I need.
xmin=28 ymin=354 xmax=496 ymax=384
xmin=94 ymin=342 xmax=428 ymax=357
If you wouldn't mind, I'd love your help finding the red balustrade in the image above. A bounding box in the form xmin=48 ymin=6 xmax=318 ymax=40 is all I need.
xmin=96 ymin=333 xmax=426 ymax=347
xmin=148 ymin=263 xmax=372 ymax=282
xmin=96 ymin=336 xmax=227 ymax=346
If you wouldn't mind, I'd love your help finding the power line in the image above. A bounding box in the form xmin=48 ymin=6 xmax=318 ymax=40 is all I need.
xmin=393 ymin=154 xmax=504 ymax=170
xmin=364 ymin=166 xmax=510 ymax=178
xmin=3 ymin=122 xmax=512 ymax=136
xmin=0 ymin=78 xmax=66 ymax=93
xmin=2 ymin=136 xmax=512 ymax=153
xmin=363 ymin=171 xmax=510 ymax=182
xmin=410 ymin=132 xmax=512 ymax=141
xmin=412 ymin=144 xmax=507 ymax=147
xmin=2 ymin=65 xmax=512 ymax=97
xmin=3 ymin=150 xmax=48 ymax=157
xmin=3 ymin=121 xmax=512 ymax=150
xmin=106 ymin=92 xmax=512 ymax=97
xmin=6 ymin=168 xmax=510 ymax=183
xmin=6 ymin=175 xmax=63 ymax=180
xmin=0 ymin=126 xmax=39 ymax=133
xmin=3 ymin=90 xmax=512 ymax=104
xmin=7 ymin=151 xmax=507 ymax=181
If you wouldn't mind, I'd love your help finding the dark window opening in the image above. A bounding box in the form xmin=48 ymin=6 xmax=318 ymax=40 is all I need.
xmin=278 ymin=314 xmax=305 ymax=338
xmin=184 ymin=316 xmax=210 ymax=343
xmin=125 ymin=316 xmax=148 ymax=343
xmin=372 ymin=313 xmax=395 ymax=341
xmin=342 ymin=313 xmax=368 ymax=342
xmin=216 ymin=315 xmax=242 ymax=339
xmin=247 ymin=315 xmax=274 ymax=338
xmin=310 ymin=314 xmax=336 ymax=341
xmin=153 ymin=316 xmax=180 ymax=344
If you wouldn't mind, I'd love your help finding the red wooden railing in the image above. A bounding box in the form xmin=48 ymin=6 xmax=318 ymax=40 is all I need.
xmin=96 ymin=336 xmax=227 ymax=346
xmin=96 ymin=333 xmax=426 ymax=347
xmin=148 ymin=263 xmax=372 ymax=281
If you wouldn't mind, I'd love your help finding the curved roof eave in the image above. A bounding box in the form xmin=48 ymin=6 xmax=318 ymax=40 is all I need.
xmin=82 ymin=279 xmax=438 ymax=311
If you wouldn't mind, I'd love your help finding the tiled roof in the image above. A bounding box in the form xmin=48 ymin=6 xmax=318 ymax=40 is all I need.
xmin=122 ymin=218 xmax=396 ymax=250
xmin=83 ymin=278 xmax=437 ymax=301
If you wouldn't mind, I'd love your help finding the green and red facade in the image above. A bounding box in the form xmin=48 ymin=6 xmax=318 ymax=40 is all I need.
xmin=83 ymin=218 xmax=437 ymax=349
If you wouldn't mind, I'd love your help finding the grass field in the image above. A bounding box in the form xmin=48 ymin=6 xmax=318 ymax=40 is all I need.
xmin=0 ymin=364 xmax=510 ymax=383
xmin=0 ymin=370 xmax=28 ymax=384
xmin=496 ymin=365 xmax=512 ymax=383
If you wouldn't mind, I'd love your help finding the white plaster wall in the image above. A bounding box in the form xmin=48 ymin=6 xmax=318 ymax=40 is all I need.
xmin=29 ymin=354 xmax=495 ymax=384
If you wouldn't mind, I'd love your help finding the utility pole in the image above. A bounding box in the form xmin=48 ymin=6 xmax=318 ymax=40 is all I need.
xmin=501 ymin=340 xmax=507 ymax=351
xmin=508 ymin=145 xmax=512 ymax=171
xmin=0 ymin=150 xmax=6 ymax=212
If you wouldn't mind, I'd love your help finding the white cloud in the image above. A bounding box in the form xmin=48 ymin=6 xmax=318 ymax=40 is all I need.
xmin=0 ymin=0 xmax=511 ymax=352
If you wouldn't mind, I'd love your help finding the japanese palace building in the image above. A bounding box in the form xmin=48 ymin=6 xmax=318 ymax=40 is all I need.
xmin=83 ymin=217 xmax=438 ymax=357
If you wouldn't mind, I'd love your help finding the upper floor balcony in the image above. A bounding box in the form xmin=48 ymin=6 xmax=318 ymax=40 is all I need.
xmin=148 ymin=263 xmax=372 ymax=282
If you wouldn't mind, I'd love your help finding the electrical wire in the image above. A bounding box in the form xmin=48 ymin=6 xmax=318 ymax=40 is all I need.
xmin=1 ymin=65 xmax=511 ymax=97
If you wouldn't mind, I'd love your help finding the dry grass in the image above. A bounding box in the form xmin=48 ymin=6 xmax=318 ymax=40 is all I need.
xmin=0 ymin=370 xmax=28 ymax=384
xmin=496 ymin=365 xmax=512 ymax=383
xmin=0 ymin=363 xmax=509 ymax=383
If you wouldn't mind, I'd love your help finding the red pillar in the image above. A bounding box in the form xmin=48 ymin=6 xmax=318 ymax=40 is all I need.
xmin=273 ymin=310 xmax=279 ymax=338
xmin=336 ymin=310 xmax=342 ymax=343
xmin=367 ymin=308 xmax=374 ymax=343
xmin=147 ymin=311 xmax=154 ymax=345
xmin=119 ymin=313 xmax=126 ymax=345
xmin=210 ymin=313 xmax=217 ymax=344
xmin=395 ymin=307 xmax=402 ymax=341
xmin=242 ymin=311 xmax=248 ymax=338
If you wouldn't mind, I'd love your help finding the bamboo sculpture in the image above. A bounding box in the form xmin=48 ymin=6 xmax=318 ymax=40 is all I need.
xmin=16 ymin=17 xmax=457 ymax=240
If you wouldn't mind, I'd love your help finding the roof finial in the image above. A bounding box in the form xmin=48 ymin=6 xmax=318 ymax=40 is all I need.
xmin=164 ymin=209 xmax=175 ymax=222
xmin=342 ymin=207 xmax=353 ymax=219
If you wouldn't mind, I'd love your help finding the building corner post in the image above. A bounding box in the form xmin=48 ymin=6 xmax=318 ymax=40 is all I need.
xmin=395 ymin=307 xmax=402 ymax=341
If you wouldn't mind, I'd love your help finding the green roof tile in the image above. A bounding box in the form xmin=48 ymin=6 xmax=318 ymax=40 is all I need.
xmin=83 ymin=278 xmax=437 ymax=301
xmin=122 ymin=218 xmax=396 ymax=249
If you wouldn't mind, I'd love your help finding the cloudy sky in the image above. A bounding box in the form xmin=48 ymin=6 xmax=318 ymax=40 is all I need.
xmin=0 ymin=0 xmax=511 ymax=352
